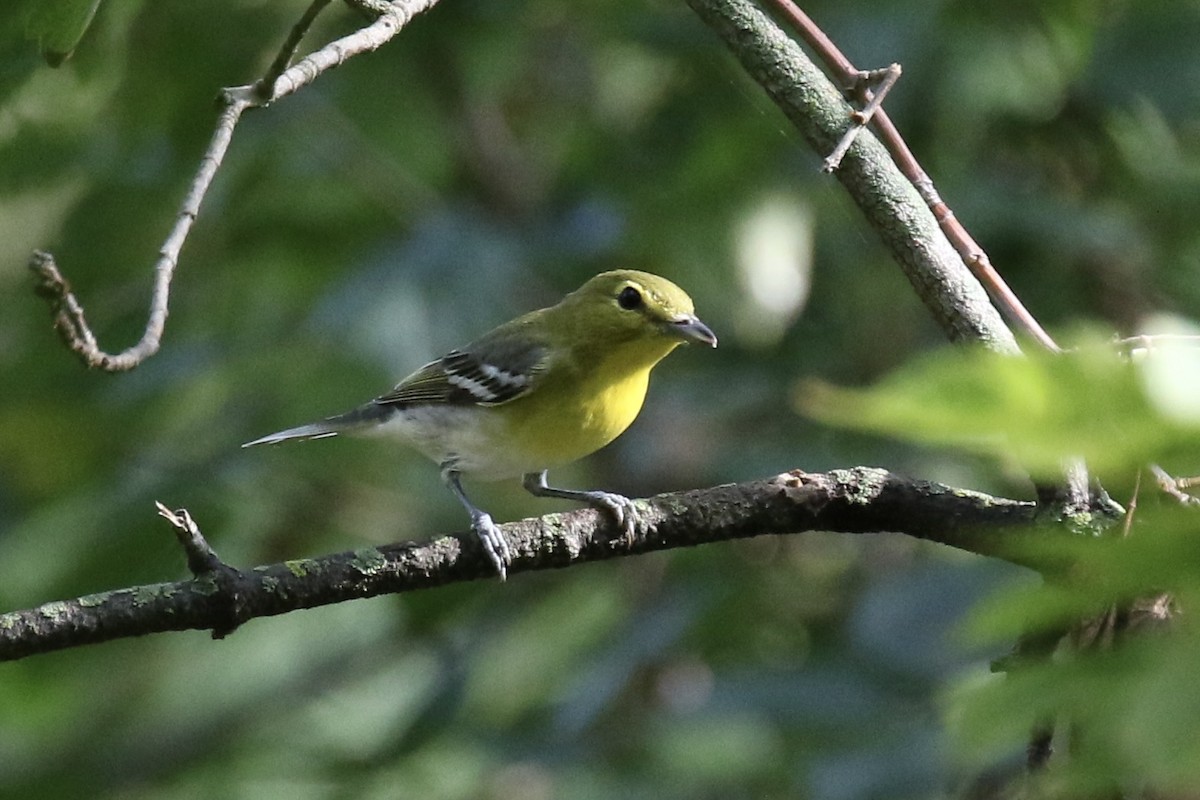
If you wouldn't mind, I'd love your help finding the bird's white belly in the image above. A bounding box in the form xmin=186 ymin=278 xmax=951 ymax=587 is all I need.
xmin=364 ymin=405 xmax=546 ymax=481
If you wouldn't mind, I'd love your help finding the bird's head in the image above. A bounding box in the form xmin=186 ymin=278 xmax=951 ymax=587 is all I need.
xmin=562 ymin=270 xmax=718 ymax=353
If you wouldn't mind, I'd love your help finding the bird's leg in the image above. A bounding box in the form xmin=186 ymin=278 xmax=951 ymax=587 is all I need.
xmin=442 ymin=465 xmax=511 ymax=580
xmin=522 ymin=470 xmax=640 ymax=546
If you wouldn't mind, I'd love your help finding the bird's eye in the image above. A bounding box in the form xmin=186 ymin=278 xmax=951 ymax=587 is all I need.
xmin=617 ymin=286 xmax=643 ymax=310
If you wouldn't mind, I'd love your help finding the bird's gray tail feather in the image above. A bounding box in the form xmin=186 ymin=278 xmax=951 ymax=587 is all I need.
xmin=242 ymin=403 xmax=393 ymax=447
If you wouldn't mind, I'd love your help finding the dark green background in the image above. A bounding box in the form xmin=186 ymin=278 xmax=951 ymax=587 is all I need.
xmin=3 ymin=1 xmax=1199 ymax=797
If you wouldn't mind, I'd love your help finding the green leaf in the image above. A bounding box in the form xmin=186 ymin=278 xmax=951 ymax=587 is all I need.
xmin=25 ymin=0 xmax=102 ymax=66
xmin=947 ymin=497 xmax=1200 ymax=793
xmin=799 ymin=330 xmax=1200 ymax=482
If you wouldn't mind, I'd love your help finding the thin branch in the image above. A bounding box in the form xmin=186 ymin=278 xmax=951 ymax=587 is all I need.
xmin=255 ymin=0 xmax=335 ymax=102
xmin=26 ymin=88 xmax=251 ymax=372
xmin=1122 ymin=469 xmax=1141 ymax=537
xmin=1117 ymin=333 xmax=1200 ymax=357
xmin=1149 ymin=464 xmax=1200 ymax=506
xmin=266 ymin=0 xmax=441 ymax=103
xmin=821 ymin=64 xmax=901 ymax=173
xmin=763 ymin=0 xmax=1060 ymax=353
xmin=0 ymin=468 xmax=1038 ymax=662
xmin=29 ymin=0 xmax=442 ymax=372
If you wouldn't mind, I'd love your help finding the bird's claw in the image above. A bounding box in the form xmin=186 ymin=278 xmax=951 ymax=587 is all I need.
xmin=471 ymin=512 xmax=511 ymax=581
xmin=584 ymin=491 xmax=641 ymax=547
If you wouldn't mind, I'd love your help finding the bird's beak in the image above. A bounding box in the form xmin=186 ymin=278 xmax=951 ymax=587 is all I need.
xmin=669 ymin=315 xmax=718 ymax=348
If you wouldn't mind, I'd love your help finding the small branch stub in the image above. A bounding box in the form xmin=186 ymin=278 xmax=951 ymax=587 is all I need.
xmin=155 ymin=502 xmax=227 ymax=577
xmin=155 ymin=502 xmax=250 ymax=639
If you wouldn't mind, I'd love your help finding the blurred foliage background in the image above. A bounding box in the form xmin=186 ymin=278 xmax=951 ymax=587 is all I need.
xmin=3 ymin=0 xmax=1200 ymax=797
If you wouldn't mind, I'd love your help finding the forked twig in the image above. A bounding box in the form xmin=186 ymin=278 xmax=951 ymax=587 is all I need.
xmin=29 ymin=0 xmax=441 ymax=372
xmin=257 ymin=0 xmax=335 ymax=102
xmin=1149 ymin=464 xmax=1200 ymax=506
xmin=822 ymin=64 xmax=901 ymax=173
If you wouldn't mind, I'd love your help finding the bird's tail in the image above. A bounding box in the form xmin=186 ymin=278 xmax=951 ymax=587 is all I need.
xmin=242 ymin=403 xmax=394 ymax=447
xmin=242 ymin=421 xmax=345 ymax=447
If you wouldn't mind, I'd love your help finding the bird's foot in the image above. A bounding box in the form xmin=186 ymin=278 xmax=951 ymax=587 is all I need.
xmin=471 ymin=511 xmax=511 ymax=581
xmin=580 ymin=490 xmax=641 ymax=547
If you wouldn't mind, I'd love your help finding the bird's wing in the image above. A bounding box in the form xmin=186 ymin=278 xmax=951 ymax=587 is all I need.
xmin=375 ymin=330 xmax=550 ymax=408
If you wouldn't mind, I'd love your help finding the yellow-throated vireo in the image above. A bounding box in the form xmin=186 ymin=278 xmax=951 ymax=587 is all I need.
xmin=244 ymin=270 xmax=716 ymax=579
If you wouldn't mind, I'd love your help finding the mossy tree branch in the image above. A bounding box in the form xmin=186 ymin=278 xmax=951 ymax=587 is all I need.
xmin=0 ymin=468 xmax=1038 ymax=662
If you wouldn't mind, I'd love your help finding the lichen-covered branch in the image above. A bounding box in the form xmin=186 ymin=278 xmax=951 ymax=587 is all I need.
xmin=0 ymin=468 xmax=1037 ymax=662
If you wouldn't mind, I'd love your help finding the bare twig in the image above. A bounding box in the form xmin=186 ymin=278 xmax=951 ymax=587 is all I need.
xmin=1117 ymin=333 xmax=1200 ymax=358
xmin=267 ymin=0 xmax=441 ymax=102
xmin=1122 ymin=469 xmax=1141 ymax=537
xmin=30 ymin=0 xmax=442 ymax=372
xmin=155 ymin=502 xmax=227 ymax=577
xmin=29 ymin=251 xmax=98 ymax=360
xmin=0 ymin=469 xmax=1039 ymax=661
xmin=256 ymin=0 xmax=335 ymax=102
xmin=343 ymin=0 xmax=407 ymax=15
xmin=26 ymin=86 xmax=250 ymax=373
xmin=1149 ymin=464 xmax=1200 ymax=506
xmin=822 ymin=64 xmax=901 ymax=173
xmin=764 ymin=0 xmax=1060 ymax=353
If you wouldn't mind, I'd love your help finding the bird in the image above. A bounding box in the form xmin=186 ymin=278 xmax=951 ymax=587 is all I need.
xmin=243 ymin=269 xmax=717 ymax=579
